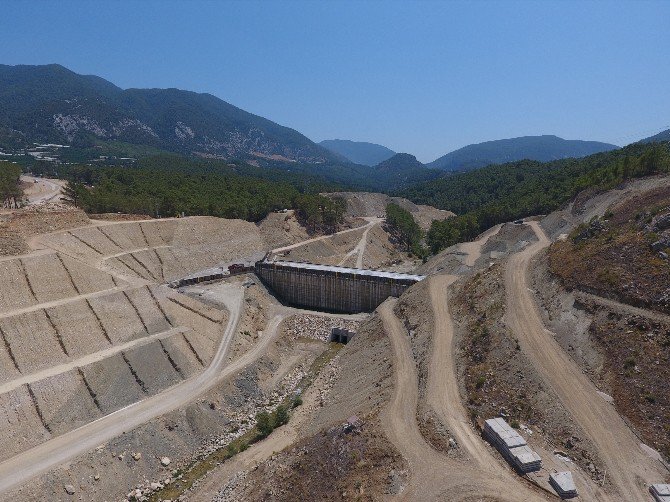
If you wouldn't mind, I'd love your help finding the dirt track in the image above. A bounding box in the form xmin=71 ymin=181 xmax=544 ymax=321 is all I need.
xmin=271 ymin=218 xmax=378 ymax=254
xmin=506 ymin=221 xmax=668 ymax=501
xmin=337 ymin=218 xmax=378 ymax=267
xmin=21 ymin=176 xmax=64 ymax=205
xmin=379 ymin=300 xmax=544 ymax=501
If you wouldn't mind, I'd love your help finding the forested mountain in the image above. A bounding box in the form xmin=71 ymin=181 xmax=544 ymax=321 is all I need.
xmin=374 ymin=153 xmax=441 ymax=186
xmin=0 ymin=64 xmax=336 ymax=163
xmin=319 ymin=139 xmax=396 ymax=166
xmin=639 ymin=128 xmax=670 ymax=143
xmin=428 ymin=135 xmax=618 ymax=171
xmin=400 ymin=142 xmax=670 ymax=253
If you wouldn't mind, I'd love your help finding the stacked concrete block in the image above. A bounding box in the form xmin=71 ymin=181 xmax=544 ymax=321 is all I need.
xmin=651 ymin=484 xmax=670 ymax=502
xmin=549 ymin=471 xmax=578 ymax=499
xmin=483 ymin=417 xmax=542 ymax=473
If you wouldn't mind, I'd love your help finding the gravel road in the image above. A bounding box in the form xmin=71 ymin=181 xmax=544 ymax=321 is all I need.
xmin=506 ymin=221 xmax=668 ymax=501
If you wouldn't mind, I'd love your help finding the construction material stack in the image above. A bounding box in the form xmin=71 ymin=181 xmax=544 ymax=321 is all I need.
xmin=650 ymin=484 xmax=670 ymax=502
xmin=549 ymin=471 xmax=578 ymax=499
xmin=483 ymin=418 xmax=542 ymax=473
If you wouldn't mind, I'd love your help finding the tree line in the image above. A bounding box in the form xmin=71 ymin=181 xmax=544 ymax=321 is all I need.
xmin=398 ymin=142 xmax=670 ymax=253
xmin=385 ymin=203 xmax=427 ymax=258
xmin=0 ymin=164 xmax=22 ymax=208
xmin=59 ymin=163 xmax=346 ymax=230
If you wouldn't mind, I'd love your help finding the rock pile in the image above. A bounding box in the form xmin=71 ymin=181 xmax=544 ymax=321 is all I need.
xmin=284 ymin=314 xmax=360 ymax=342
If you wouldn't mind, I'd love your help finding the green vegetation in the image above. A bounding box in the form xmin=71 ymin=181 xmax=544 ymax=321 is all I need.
xmin=401 ymin=142 xmax=670 ymax=253
xmin=293 ymin=194 xmax=347 ymax=232
xmin=42 ymin=161 xmax=346 ymax=226
xmin=385 ymin=203 xmax=426 ymax=257
xmin=0 ymin=163 xmax=22 ymax=207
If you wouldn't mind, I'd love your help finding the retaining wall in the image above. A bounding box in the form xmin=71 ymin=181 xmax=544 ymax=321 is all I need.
xmin=255 ymin=260 xmax=423 ymax=314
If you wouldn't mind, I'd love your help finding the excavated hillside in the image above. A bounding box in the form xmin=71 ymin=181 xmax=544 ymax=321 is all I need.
xmin=546 ymin=184 xmax=670 ymax=462
xmin=3 ymin=178 xmax=669 ymax=502
xmin=322 ymin=191 xmax=454 ymax=230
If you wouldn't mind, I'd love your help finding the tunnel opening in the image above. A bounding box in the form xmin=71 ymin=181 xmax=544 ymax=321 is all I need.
xmin=330 ymin=327 xmax=356 ymax=344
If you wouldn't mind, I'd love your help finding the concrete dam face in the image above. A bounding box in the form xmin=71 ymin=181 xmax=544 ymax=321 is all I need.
xmin=255 ymin=260 xmax=425 ymax=314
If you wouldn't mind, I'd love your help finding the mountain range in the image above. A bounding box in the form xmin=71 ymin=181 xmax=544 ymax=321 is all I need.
xmin=0 ymin=64 xmax=336 ymax=163
xmin=320 ymin=135 xmax=622 ymax=173
xmin=639 ymin=128 xmax=670 ymax=144
xmin=427 ymin=135 xmax=619 ymax=171
xmin=1 ymin=63 xmax=666 ymax=182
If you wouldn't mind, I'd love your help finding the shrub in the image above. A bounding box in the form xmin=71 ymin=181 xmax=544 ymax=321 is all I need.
xmin=255 ymin=411 xmax=274 ymax=438
xmin=274 ymin=404 xmax=289 ymax=427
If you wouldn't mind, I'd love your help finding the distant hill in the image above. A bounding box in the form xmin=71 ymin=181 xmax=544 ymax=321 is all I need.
xmin=319 ymin=139 xmax=395 ymax=166
xmin=0 ymin=63 xmax=336 ymax=163
xmin=639 ymin=128 xmax=670 ymax=143
xmin=374 ymin=153 xmax=442 ymax=187
xmin=428 ymin=135 xmax=619 ymax=171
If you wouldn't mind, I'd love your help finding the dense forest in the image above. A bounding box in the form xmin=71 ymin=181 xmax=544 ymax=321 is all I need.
xmin=0 ymin=163 xmax=22 ymax=208
xmin=400 ymin=142 xmax=670 ymax=252
xmin=385 ymin=203 xmax=426 ymax=258
xmin=59 ymin=163 xmax=345 ymax=229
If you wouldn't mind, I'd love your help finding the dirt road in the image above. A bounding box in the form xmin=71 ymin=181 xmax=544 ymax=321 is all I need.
xmin=505 ymin=221 xmax=668 ymax=501
xmin=457 ymin=223 xmax=502 ymax=266
xmin=271 ymin=217 xmax=380 ymax=254
xmin=574 ymin=290 xmax=670 ymax=324
xmin=0 ymin=283 xmax=245 ymax=496
xmin=379 ymin=300 xmax=545 ymax=501
xmin=337 ymin=218 xmax=378 ymax=267
xmin=21 ymin=175 xmax=64 ymax=205
xmin=187 ymin=309 xmax=331 ymax=502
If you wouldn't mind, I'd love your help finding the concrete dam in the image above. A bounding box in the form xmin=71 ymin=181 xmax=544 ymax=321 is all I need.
xmin=255 ymin=260 xmax=425 ymax=313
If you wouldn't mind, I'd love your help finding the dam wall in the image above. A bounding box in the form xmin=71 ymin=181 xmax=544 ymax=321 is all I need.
xmin=255 ymin=260 xmax=424 ymax=313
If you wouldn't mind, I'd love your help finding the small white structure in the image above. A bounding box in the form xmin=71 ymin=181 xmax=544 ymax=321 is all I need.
xmin=483 ymin=418 xmax=542 ymax=473
xmin=650 ymin=484 xmax=670 ymax=502
xmin=549 ymin=471 xmax=577 ymax=499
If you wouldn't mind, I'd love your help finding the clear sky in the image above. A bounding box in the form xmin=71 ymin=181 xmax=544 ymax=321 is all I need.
xmin=1 ymin=0 xmax=669 ymax=162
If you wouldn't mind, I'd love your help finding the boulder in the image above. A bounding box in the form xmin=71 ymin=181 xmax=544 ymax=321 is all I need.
xmin=64 ymin=484 xmax=76 ymax=495
xmin=652 ymin=212 xmax=670 ymax=231
xmin=160 ymin=456 xmax=171 ymax=467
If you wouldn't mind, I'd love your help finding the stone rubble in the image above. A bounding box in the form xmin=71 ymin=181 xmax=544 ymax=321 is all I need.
xmin=284 ymin=314 xmax=360 ymax=342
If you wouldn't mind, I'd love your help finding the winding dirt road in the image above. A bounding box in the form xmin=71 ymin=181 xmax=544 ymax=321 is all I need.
xmin=379 ymin=300 xmax=544 ymax=501
xmin=0 ymin=284 xmax=245 ymax=496
xmin=506 ymin=221 xmax=668 ymax=501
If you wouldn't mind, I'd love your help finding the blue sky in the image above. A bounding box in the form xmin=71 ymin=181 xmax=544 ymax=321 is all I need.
xmin=1 ymin=0 xmax=669 ymax=162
